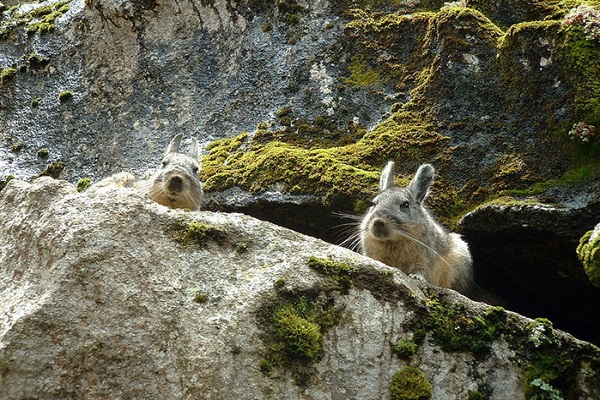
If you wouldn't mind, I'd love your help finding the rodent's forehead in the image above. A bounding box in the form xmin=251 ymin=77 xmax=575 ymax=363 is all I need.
xmin=162 ymin=153 xmax=199 ymax=168
xmin=375 ymin=187 xmax=410 ymax=203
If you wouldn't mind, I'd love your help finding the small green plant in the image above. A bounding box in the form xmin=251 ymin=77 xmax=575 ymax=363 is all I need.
xmin=193 ymin=292 xmax=209 ymax=303
xmin=468 ymin=391 xmax=486 ymax=400
xmin=273 ymin=304 xmax=322 ymax=360
xmin=389 ymin=366 xmax=432 ymax=400
xmin=261 ymin=21 xmax=273 ymax=32
xmin=31 ymin=97 xmax=42 ymax=107
xmin=58 ymin=90 xmax=73 ymax=103
xmin=0 ymin=67 xmax=17 ymax=84
xmin=392 ymin=338 xmax=418 ymax=359
xmin=235 ymin=242 xmax=249 ymax=253
xmin=36 ymin=148 xmax=49 ymax=158
xmin=273 ymin=277 xmax=287 ymax=290
xmin=0 ymin=175 xmax=15 ymax=191
xmin=307 ymin=256 xmax=357 ymax=293
xmin=170 ymin=220 xmax=227 ymax=247
xmin=76 ymin=177 xmax=91 ymax=192
xmin=259 ymin=358 xmax=273 ymax=373
xmin=528 ymin=318 xmax=554 ymax=348
xmin=529 ymin=378 xmax=564 ymax=400
xmin=11 ymin=141 xmax=25 ymax=153
xmin=39 ymin=161 xmax=65 ymax=179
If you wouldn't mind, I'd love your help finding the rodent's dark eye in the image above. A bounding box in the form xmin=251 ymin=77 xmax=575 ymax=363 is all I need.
xmin=161 ymin=161 xmax=168 ymax=168
xmin=399 ymin=201 xmax=410 ymax=209
xmin=192 ymin=166 xmax=199 ymax=174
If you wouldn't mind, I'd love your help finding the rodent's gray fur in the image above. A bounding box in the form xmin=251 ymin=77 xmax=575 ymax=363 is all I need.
xmin=90 ymin=134 xmax=203 ymax=210
xmin=360 ymin=161 xmax=473 ymax=294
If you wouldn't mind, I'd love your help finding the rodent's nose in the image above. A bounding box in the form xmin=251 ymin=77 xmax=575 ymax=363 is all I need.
xmin=371 ymin=218 xmax=389 ymax=239
xmin=167 ymin=176 xmax=184 ymax=192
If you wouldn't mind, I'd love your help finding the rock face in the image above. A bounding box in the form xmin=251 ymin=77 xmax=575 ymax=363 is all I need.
xmin=1 ymin=0 xmax=600 ymax=364
xmin=1 ymin=177 xmax=600 ymax=399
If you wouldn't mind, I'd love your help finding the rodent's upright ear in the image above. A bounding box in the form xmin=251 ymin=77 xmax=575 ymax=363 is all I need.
xmin=409 ymin=164 xmax=434 ymax=204
xmin=189 ymin=138 xmax=200 ymax=163
xmin=379 ymin=161 xmax=396 ymax=192
xmin=165 ymin=133 xmax=184 ymax=155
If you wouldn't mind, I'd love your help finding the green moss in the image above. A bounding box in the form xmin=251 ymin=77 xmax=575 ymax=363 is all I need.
xmin=27 ymin=53 xmax=50 ymax=69
xmin=576 ymin=228 xmax=600 ymax=288
xmin=36 ymin=148 xmax=49 ymax=158
xmin=39 ymin=161 xmax=65 ymax=179
xmin=0 ymin=67 xmax=17 ymax=84
xmin=261 ymin=293 xmax=343 ymax=386
xmin=235 ymin=242 xmax=249 ymax=253
xmin=389 ymin=366 xmax=432 ymax=400
xmin=392 ymin=338 xmax=418 ymax=359
xmin=419 ymin=293 xmax=505 ymax=356
xmin=170 ymin=220 xmax=227 ymax=247
xmin=561 ymin=19 xmax=600 ymax=125
xmin=467 ymin=391 xmax=486 ymax=400
xmin=344 ymin=56 xmax=381 ymax=87
xmin=10 ymin=141 xmax=24 ymax=153
xmin=200 ymin=110 xmax=452 ymax=213
xmin=76 ymin=177 xmax=91 ymax=192
xmin=0 ymin=175 xmax=15 ymax=191
xmin=273 ymin=277 xmax=287 ymax=290
xmin=193 ymin=292 xmax=209 ymax=303
xmin=23 ymin=0 xmax=71 ymax=35
xmin=273 ymin=303 xmax=322 ymax=360
xmin=307 ymin=255 xmax=358 ymax=294
xmin=259 ymin=358 xmax=273 ymax=373
xmin=58 ymin=90 xmax=74 ymax=103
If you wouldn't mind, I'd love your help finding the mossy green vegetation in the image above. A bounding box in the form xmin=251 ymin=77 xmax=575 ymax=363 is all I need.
xmin=389 ymin=366 xmax=432 ymax=400
xmin=260 ymin=293 xmax=343 ymax=386
xmin=36 ymin=148 xmax=49 ymax=158
xmin=411 ymin=291 xmax=506 ymax=356
xmin=344 ymin=56 xmax=381 ymax=87
xmin=0 ymin=0 xmax=71 ymax=39
xmin=39 ymin=161 xmax=65 ymax=179
xmin=193 ymin=292 xmax=209 ymax=303
xmin=169 ymin=220 xmax=227 ymax=247
xmin=58 ymin=90 xmax=73 ymax=103
xmin=401 ymin=289 xmax=600 ymax=399
xmin=307 ymin=255 xmax=357 ymax=293
xmin=0 ymin=67 xmax=17 ymax=84
xmin=0 ymin=175 xmax=15 ymax=192
xmin=392 ymin=338 xmax=418 ymax=359
xmin=76 ymin=177 xmax=91 ymax=192
xmin=273 ymin=303 xmax=322 ymax=360
xmin=200 ymin=110 xmax=454 ymax=214
xmin=576 ymin=227 xmax=600 ymax=288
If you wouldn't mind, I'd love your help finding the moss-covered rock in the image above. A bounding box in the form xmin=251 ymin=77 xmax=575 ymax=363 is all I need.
xmin=577 ymin=224 xmax=600 ymax=288
xmin=389 ymin=366 xmax=432 ymax=400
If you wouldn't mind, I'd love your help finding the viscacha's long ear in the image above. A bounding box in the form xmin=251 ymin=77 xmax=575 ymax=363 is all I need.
xmin=409 ymin=164 xmax=434 ymax=204
xmin=379 ymin=161 xmax=396 ymax=192
xmin=165 ymin=133 xmax=183 ymax=155
xmin=189 ymin=138 xmax=200 ymax=162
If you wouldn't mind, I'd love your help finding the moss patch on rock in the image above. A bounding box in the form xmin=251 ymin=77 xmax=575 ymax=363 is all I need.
xmin=200 ymin=2 xmax=600 ymax=228
xmin=403 ymin=288 xmax=600 ymax=399
xmin=169 ymin=220 xmax=227 ymax=247
xmin=577 ymin=226 xmax=600 ymax=288
xmin=259 ymin=293 xmax=343 ymax=386
xmin=307 ymin=255 xmax=358 ymax=294
xmin=389 ymin=366 xmax=432 ymax=400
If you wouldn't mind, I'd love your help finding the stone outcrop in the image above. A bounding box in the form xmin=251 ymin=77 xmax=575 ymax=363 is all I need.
xmin=1 ymin=0 xmax=599 ymax=360
xmin=1 ymin=177 xmax=599 ymax=399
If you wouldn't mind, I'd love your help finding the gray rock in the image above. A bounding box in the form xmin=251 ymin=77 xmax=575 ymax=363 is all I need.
xmin=1 ymin=177 xmax=599 ymax=399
